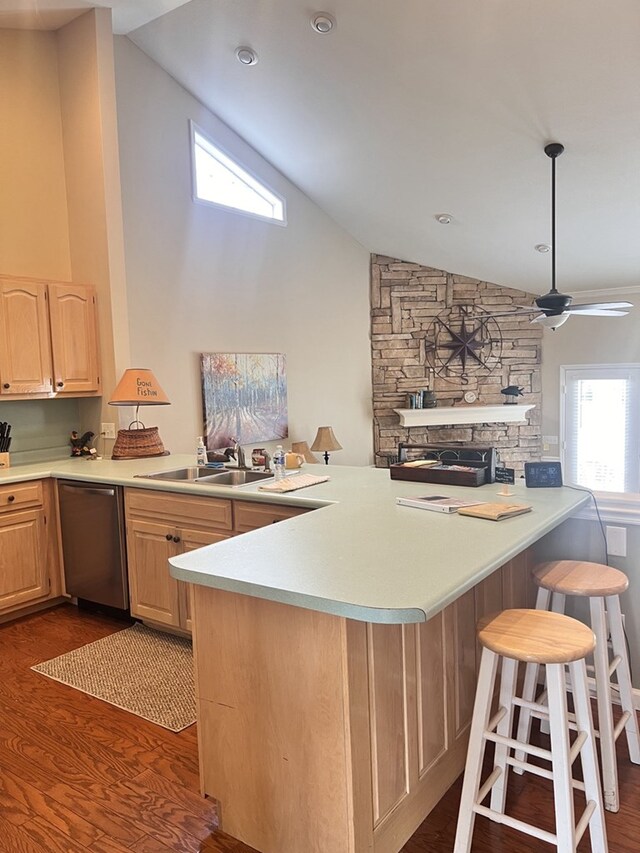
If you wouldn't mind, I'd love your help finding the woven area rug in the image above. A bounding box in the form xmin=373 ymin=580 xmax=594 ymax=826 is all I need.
xmin=32 ymin=623 xmax=196 ymax=731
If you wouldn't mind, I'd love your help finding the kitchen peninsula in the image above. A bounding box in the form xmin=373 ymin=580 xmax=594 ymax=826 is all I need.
xmin=167 ymin=464 xmax=588 ymax=853
xmin=0 ymin=456 xmax=587 ymax=852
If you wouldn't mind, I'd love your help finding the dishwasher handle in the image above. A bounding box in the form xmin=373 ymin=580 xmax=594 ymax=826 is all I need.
xmin=59 ymin=484 xmax=116 ymax=498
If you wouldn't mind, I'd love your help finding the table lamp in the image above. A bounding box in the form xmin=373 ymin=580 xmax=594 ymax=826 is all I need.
xmin=109 ymin=368 xmax=170 ymax=459
xmin=310 ymin=426 xmax=342 ymax=465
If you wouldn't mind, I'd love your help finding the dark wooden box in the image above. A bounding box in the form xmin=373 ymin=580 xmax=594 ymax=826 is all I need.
xmin=396 ymin=443 xmax=497 ymax=484
xmin=390 ymin=461 xmax=488 ymax=487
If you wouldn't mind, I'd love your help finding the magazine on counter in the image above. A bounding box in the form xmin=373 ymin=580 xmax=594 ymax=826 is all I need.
xmin=396 ymin=495 xmax=485 ymax=514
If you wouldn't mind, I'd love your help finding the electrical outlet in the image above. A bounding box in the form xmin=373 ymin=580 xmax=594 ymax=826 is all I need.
xmin=605 ymin=525 xmax=627 ymax=557
xmin=101 ymin=422 xmax=116 ymax=439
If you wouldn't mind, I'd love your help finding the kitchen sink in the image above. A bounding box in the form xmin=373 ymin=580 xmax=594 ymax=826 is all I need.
xmin=134 ymin=467 xmax=274 ymax=487
xmin=195 ymin=470 xmax=274 ymax=486
xmin=135 ymin=467 xmax=208 ymax=481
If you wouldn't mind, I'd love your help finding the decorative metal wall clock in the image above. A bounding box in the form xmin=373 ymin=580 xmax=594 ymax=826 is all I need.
xmin=425 ymin=305 xmax=503 ymax=384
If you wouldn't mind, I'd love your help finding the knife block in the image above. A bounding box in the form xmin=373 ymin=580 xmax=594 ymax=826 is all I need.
xmin=0 ymin=453 xmax=10 ymax=469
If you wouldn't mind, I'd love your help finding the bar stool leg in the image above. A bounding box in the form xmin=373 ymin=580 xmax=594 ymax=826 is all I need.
xmin=454 ymin=648 xmax=499 ymax=853
xmin=537 ymin=593 xmax=566 ymax=737
xmin=547 ymin=662 xmax=577 ymax=853
xmin=606 ymin=594 xmax=640 ymax=764
xmin=515 ymin=586 xmax=552 ymax=772
xmin=569 ymin=658 xmax=608 ymax=853
xmin=490 ymin=656 xmax=518 ymax=813
xmin=590 ymin=596 xmax=619 ymax=812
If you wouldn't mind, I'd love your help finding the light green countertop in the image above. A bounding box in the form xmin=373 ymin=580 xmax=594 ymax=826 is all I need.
xmin=0 ymin=455 xmax=588 ymax=625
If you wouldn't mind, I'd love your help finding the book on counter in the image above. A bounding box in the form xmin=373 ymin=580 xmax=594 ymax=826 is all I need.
xmin=396 ymin=495 xmax=485 ymax=513
xmin=457 ymin=502 xmax=532 ymax=521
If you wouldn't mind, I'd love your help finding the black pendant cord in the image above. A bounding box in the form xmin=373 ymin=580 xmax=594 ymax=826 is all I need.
xmin=550 ymin=152 xmax=557 ymax=294
xmin=544 ymin=142 xmax=564 ymax=297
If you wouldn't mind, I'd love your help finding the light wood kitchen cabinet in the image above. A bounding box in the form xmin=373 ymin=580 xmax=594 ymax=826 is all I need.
xmin=124 ymin=489 xmax=233 ymax=632
xmin=0 ymin=277 xmax=100 ymax=398
xmin=233 ymin=499 xmax=311 ymax=532
xmin=0 ymin=480 xmax=62 ymax=614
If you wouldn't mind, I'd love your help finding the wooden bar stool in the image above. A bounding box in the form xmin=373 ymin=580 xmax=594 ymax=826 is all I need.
xmin=454 ymin=609 xmax=607 ymax=853
xmin=516 ymin=561 xmax=640 ymax=813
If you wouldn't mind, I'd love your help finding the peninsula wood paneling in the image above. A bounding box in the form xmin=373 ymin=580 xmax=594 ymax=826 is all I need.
xmin=368 ymin=623 xmax=411 ymax=825
xmin=416 ymin=611 xmax=447 ymax=775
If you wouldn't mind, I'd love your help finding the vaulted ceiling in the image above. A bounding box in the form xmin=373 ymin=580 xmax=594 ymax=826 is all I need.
xmin=5 ymin=0 xmax=640 ymax=295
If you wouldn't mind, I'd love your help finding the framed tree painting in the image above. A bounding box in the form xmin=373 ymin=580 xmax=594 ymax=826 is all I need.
xmin=201 ymin=352 xmax=288 ymax=449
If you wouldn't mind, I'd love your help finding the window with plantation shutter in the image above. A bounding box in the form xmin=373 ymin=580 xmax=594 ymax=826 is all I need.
xmin=561 ymin=365 xmax=640 ymax=493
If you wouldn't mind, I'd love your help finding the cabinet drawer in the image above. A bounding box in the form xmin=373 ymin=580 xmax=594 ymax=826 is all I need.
xmin=0 ymin=480 xmax=44 ymax=513
xmin=125 ymin=488 xmax=233 ymax=532
xmin=233 ymin=500 xmax=311 ymax=532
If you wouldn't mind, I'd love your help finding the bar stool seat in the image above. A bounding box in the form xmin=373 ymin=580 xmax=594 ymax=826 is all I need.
xmin=517 ymin=560 xmax=640 ymax=813
xmin=534 ymin=560 xmax=628 ymax=598
xmin=454 ymin=608 xmax=607 ymax=853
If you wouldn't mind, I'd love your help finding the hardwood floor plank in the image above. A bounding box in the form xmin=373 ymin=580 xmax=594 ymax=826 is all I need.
xmin=132 ymin=767 xmax=218 ymax=822
xmin=0 ymin=766 xmax=104 ymax=846
xmin=45 ymin=781 xmax=148 ymax=847
xmin=89 ymin=838 xmax=133 ymax=853
xmin=0 ymin=813 xmax=46 ymax=853
xmin=19 ymin=815 xmax=98 ymax=852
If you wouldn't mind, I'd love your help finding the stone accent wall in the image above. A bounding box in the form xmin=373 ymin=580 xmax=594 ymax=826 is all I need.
xmin=371 ymin=254 xmax=543 ymax=472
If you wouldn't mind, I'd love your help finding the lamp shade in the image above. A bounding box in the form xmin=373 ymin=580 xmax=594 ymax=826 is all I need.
xmin=109 ymin=369 xmax=170 ymax=406
xmin=310 ymin=426 xmax=342 ymax=453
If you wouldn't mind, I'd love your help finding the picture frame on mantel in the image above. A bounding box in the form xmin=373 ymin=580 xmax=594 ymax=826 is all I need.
xmin=201 ymin=352 xmax=288 ymax=449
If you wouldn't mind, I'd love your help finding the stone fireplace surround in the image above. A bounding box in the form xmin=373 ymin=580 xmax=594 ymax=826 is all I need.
xmin=371 ymin=254 xmax=543 ymax=472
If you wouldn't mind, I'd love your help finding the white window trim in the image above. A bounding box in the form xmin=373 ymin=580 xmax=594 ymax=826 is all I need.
xmin=559 ymin=363 xmax=640 ymax=525
xmin=189 ymin=121 xmax=287 ymax=227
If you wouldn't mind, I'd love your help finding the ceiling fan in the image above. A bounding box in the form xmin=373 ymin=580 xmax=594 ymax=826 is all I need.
xmin=487 ymin=142 xmax=632 ymax=330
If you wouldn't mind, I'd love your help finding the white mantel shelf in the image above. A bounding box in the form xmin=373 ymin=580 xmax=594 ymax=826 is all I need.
xmin=394 ymin=404 xmax=535 ymax=428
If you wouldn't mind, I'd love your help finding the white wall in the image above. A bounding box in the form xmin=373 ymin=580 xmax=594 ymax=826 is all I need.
xmin=113 ymin=37 xmax=372 ymax=465
xmin=540 ymin=294 xmax=640 ymax=687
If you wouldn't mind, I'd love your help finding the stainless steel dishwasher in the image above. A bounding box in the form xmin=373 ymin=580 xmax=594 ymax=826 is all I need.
xmin=58 ymin=480 xmax=129 ymax=611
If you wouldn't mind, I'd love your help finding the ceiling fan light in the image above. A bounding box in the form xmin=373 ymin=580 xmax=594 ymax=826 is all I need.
xmin=534 ymin=312 xmax=570 ymax=330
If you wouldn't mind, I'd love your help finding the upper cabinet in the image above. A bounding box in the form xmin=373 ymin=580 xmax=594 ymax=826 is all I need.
xmin=0 ymin=277 xmax=100 ymax=399
xmin=48 ymin=283 xmax=100 ymax=394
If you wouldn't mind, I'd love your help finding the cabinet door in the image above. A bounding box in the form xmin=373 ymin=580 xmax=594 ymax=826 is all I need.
xmin=48 ymin=283 xmax=100 ymax=394
xmin=0 ymin=280 xmax=53 ymax=395
xmin=0 ymin=509 xmax=48 ymax=609
xmin=126 ymin=519 xmax=181 ymax=628
xmin=178 ymin=527 xmax=230 ymax=632
xmin=233 ymin=500 xmax=310 ymax=532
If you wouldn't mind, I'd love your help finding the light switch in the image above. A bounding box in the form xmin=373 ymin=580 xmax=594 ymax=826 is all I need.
xmin=605 ymin=526 xmax=627 ymax=557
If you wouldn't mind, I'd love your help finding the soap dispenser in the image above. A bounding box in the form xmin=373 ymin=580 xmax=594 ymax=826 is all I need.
xmin=196 ymin=436 xmax=207 ymax=466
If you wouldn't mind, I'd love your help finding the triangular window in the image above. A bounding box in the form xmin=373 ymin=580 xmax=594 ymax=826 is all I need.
xmin=191 ymin=122 xmax=286 ymax=224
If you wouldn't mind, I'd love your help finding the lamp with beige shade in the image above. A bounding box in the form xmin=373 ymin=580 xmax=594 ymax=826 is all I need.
xmin=109 ymin=368 xmax=170 ymax=459
xmin=310 ymin=426 xmax=342 ymax=465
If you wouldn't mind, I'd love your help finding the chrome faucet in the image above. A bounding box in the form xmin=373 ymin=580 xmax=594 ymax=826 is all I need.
xmin=231 ymin=438 xmax=248 ymax=470
xmin=262 ymin=450 xmax=271 ymax=472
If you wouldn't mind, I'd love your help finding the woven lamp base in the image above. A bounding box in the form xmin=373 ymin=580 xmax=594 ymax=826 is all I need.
xmin=112 ymin=426 xmax=167 ymax=460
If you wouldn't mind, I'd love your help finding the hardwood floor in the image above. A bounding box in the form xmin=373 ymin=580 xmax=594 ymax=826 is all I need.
xmin=1 ymin=604 xmax=638 ymax=852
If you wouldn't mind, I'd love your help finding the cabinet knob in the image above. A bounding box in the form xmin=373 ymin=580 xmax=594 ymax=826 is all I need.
xmin=173 ymin=536 xmax=181 ymax=543
xmin=56 ymin=381 xmax=64 ymax=388
xmin=165 ymin=533 xmax=173 ymax=541
xmin=2 ymin=384 xmax=9 ymax=389
xmin=7 ymin=495 xmax=14 ymax=502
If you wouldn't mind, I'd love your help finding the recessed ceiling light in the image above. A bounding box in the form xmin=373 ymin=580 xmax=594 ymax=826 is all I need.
xmin=311 ymin=13 xmax=336 ymax=34
xmin=535 ymin=243 xmax=551 ymax=253
xmin=235 ymin=46 xmax=258 ymax=66
xmin=435 ymin=213 xmax=452 ymax=224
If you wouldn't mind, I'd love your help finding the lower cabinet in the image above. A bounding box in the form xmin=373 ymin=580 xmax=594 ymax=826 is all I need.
xmin=0 ymin=479 xmax=61 ymax=614
xmin=125 ymin=489 xmax=233 ymax=632
xmin=233 ymin=499 xmax=311 ymax=532
xmin=124 ymin=490 xmax=312 ymax=633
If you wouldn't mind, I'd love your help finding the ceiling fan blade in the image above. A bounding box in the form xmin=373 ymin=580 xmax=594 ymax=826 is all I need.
xmin=565 ymin=301 xmax=632 ymax=312
xmin=566 ymin=307 xmax=629 ymax=317
xmin=475 ymin=306 xmax=537 ymax=319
